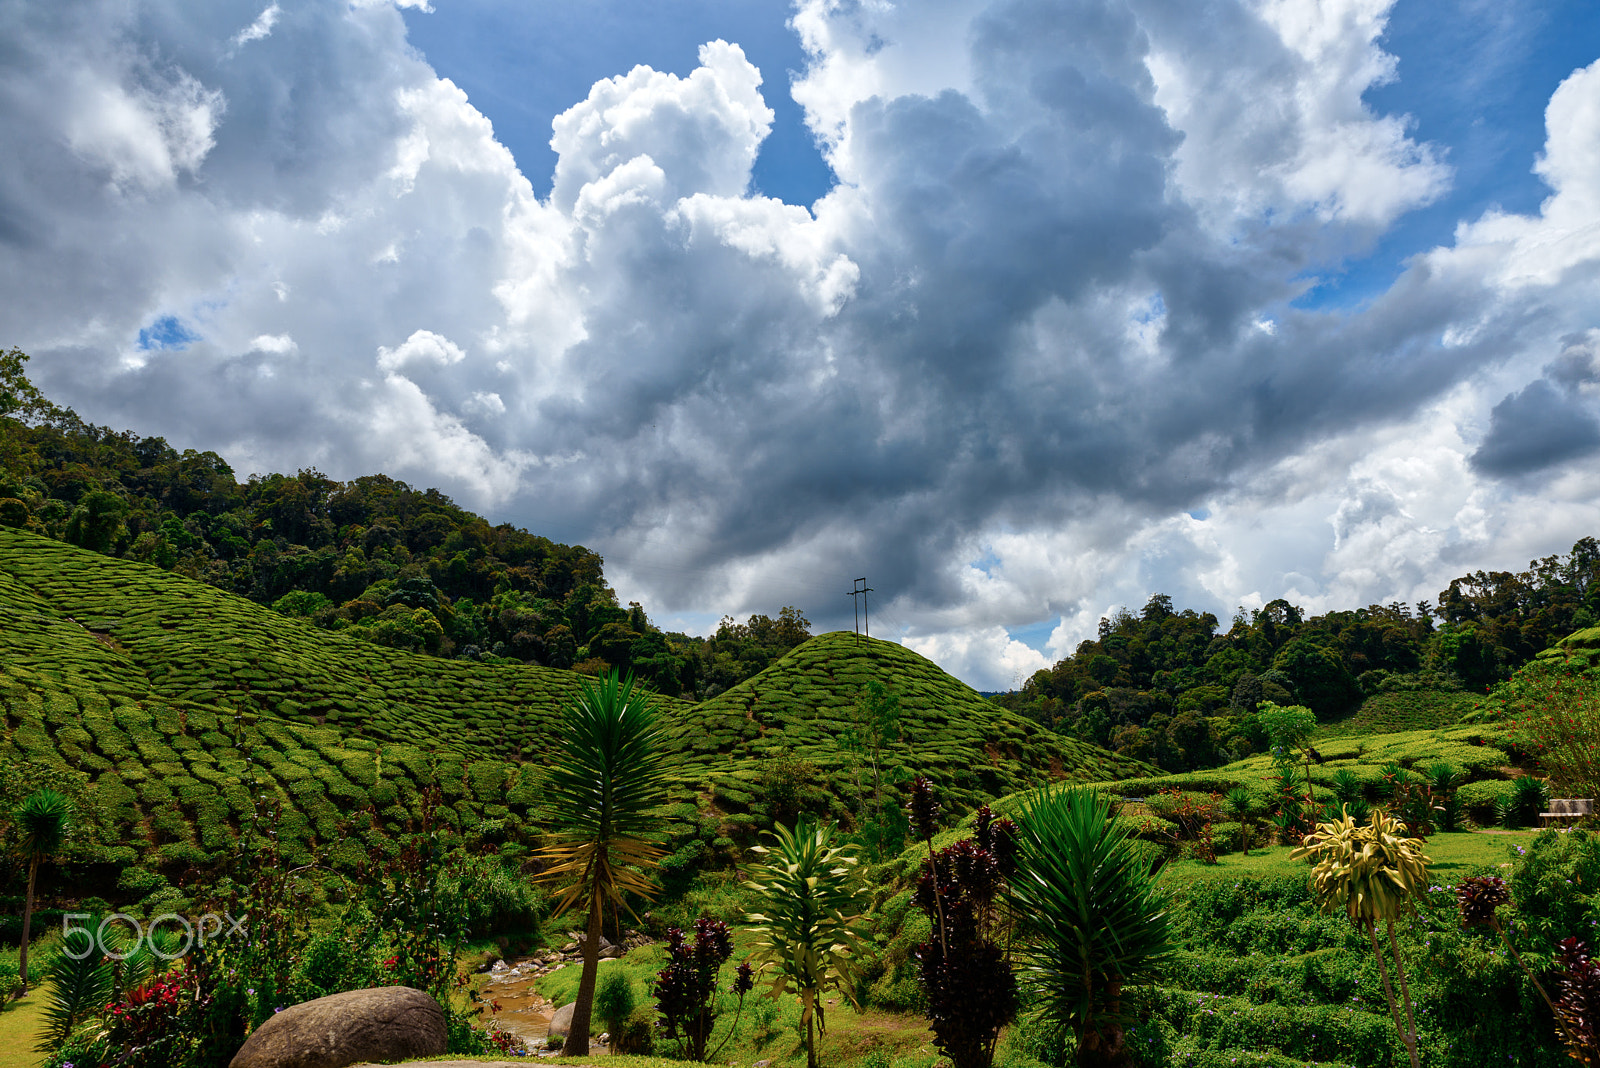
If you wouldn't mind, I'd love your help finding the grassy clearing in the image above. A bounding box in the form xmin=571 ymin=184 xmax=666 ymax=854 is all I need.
xmin=1159 ymin=828 xmax=1539 ymax=886
xmin=0 ymin=987 xmax=48 ymax=1068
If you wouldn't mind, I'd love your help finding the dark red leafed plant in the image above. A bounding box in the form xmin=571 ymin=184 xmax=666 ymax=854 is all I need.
xmin=1556 ymin=938 xmax=1600 ymax=1065
xmin=100 ymin=965 xmax=202 ymax=1066
xmin=914 ymin=803 xmax=1019 ymax=1068
xmin=653 ymin=918 xmax=736 ymax=1061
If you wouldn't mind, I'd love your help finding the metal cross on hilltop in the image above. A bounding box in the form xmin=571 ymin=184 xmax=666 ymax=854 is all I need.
xmin=847 ymin=577 xmax=873 ymax=646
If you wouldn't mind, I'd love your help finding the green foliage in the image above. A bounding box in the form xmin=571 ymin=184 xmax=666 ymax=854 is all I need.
xmin=36 ymin=926 xmax=113 ymax=1052
xmin=744 ymin=817 xmax=868 ymax=1068
xmin=595 ymin=966 xmax=640 ymax=1037
xmin=1006 ymin=786 xmax=1171 ymax=1066
xmin=1507 ymin=828 xmax=1600 ymax=956
xmin=1498 ymin=774 xmax=1550 ymax=830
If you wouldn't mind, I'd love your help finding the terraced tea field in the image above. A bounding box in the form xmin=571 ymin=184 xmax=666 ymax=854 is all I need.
xmin=0 ymin=528 xmax=1137 ymax=888
xmin=690 ymin=633 xmax=1152 ymax=816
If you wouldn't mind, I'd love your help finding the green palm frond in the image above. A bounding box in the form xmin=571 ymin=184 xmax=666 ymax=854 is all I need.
xmin=17 ymin=788 xmax=71 ymax=858
xmin=537 ymin=671 xmax=669 ymax=918
xmin=1004 ymin=787 xmax=1172 ymax=1037
xmin=36 ymin=928 xmax=112 ymax=1052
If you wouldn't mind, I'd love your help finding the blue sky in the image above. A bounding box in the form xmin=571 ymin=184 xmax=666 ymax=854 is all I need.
xmin=402 ymin=0 xmax=835 ymax=209
xmin=4 ymin=0 xmax=1600 ymax=688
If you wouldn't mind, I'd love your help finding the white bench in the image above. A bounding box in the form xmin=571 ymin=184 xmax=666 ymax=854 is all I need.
xmin=1540 ymin=799 xmax=1593 ymax=826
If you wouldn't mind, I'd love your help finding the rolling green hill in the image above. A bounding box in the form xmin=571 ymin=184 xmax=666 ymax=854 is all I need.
xmin=0 ymin=527 xmax=1139 ymax=901
xmin=683 ymin=632 xmax=1153 ymax=817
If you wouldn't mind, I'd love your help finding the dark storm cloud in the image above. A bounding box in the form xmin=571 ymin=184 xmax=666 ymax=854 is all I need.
xmin=1472 ymin=332 xmax=1600 ymax=477
xmin=2 ymin=0 xmax=1592 ymax=668
xmin=1471 ymin=379 xmax=1600 ymax=476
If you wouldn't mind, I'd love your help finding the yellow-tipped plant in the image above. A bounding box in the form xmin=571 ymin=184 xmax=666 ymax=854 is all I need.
xmin=1291 ymin=806 xmax=1429 ymax=1068
xmin=743 ymin=817 xmax=867 ymax=1068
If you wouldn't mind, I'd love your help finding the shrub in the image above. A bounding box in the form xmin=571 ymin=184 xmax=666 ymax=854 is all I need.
xmin=1497 ymin=775 xmax=1549 ymax=830
xmin=1501 ymin=667 xmax=1600 ymax=795
xmin=1458 ymin=780 xmax=1513 ymax=824
xmin=594 ymin=967 xmax=638 ymax=1039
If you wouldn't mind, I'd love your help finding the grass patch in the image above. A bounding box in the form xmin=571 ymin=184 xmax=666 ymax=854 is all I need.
xmin=0 ymin=986 xmax=49 ymax=1068
xmin=1160 ymin=828 xmax=1541 ymax=886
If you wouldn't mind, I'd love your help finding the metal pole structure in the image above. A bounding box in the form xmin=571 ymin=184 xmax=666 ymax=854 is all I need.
xmin=847 ymin=583 xmax=860 ymax=645
xmin=848 ymin=578 xmax=873 ymax=646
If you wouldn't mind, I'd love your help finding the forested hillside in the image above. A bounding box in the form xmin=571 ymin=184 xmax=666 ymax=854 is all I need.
xmin=994 ymin=546 xmax=1600 ymax=772
xmin=0 ymin=349 xmax=808 ymax=698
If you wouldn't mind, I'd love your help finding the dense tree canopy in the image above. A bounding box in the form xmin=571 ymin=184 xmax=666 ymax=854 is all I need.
xmin=995 ymin=544 xmax=1600 ymax=773
xmin=0 ymin=352 xmax=811 ymax=697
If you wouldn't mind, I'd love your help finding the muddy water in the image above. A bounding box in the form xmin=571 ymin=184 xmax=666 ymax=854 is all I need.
xmin=478 ymin=958 xmax=613 ymax=1054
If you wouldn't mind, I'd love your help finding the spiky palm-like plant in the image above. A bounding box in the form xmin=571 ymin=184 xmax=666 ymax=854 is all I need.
xmin=1004 ymin=788 xmax=1171 ymax=1068
xmin=1291 ymin=807 xmax=1429 ymax=1068
xmin=15 ymin=787 xmax=71 ymax=996
xmin=744 ymin=817 xmax=867 ymax=1068
xmin=1223 ymin=787 xmax=1256 ymax=855
xmin=537 ymin=672 xmax=668 ymax=1056
xmin=35 ymin=925 xmax=112 ymax=1052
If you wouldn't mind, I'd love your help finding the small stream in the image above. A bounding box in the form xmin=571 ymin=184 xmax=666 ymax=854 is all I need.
xmin=479 ymin=954 xmax=623 ymax=1054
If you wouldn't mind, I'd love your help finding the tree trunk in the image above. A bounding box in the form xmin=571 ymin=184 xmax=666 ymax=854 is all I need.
xmin=1386 ymin=918 xmax=1420 ymax=1065
xmin=565 ymin=884 xmax=604 ymax=1055
xmin=1366 ymin=919 xmax=1418 ymax=1068
xmin=806 ymin=1006 xmax=817 ymax=1068
xmin=1076 ymin=1023 xmax=1130 ymax=1068
xmin=18 ymin=854 xmax=39 ymax=997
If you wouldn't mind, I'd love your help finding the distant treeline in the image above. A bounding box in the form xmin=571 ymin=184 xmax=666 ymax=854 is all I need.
xmin=994 ymin=544 xmax=1600 ymax=770
xmin=0 ymin=349 xmax=808 ymax=698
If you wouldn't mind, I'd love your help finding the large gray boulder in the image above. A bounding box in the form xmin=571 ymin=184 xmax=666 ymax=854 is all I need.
xmin=547 ymin=1001 xmax=574 ymax=1038
xmin=229 ymin=986 xmax=447 ymax=1068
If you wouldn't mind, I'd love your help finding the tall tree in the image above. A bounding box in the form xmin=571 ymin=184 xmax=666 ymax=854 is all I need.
xmin=537 ymin=672 xmax=668 ymax=1055
xmin=15 ymin=787 xmax=71 ymax=996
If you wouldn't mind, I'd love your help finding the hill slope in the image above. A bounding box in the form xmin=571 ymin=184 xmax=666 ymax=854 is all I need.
xmin=678 ymin=632 xmax=1154 ymax=818
xmin=1 ymin=528 xmax=1142 ymax=899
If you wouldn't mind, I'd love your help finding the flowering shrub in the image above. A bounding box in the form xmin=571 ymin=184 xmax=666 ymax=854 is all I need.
xmin=1493 ymin=660 xmax=1600 ymax=795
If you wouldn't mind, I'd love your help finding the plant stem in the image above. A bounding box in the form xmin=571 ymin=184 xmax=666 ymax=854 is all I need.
xmin=926 ymin=832 xmax=948 ymax=955
xmin=1366 ymin=918 xmax=1418 ymax=1068
xmin=1386 ymin=917 xmax=1420 ymax=1064
xmin=1494 ymin=918 xmax=1582 ymax=1050
xmin=707 ymin=991 xmax=746 ymax=1061
xmin=18 ymin=854 xmax=38 ymax=996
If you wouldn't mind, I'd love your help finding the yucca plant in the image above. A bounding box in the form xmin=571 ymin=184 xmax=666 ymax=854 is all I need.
xmin=536 ymin=671 xmax=668 ymax=1056
xmin=35 ymin=925 xmax=112 ymax=1052
xmin=1427 ymin=763 xmax=1463 ymax=832
xmin=744 ymin=817 xmax=867 ymax=1068
xmin=1497 ymin=774 xmax=1549 ymax=829
xmin=1223 ymin=787 xmax=1255 ymax=855
xmin=15 ymin=787 xmax=71 ymax=995
xmin=1330 ymin=769 xmax=1365 ymax=806
xmin=1291 ymin=807 xmax=1429 ymax=1068
xmin=1005 ymin=788 xmax=1171 ymax=1068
